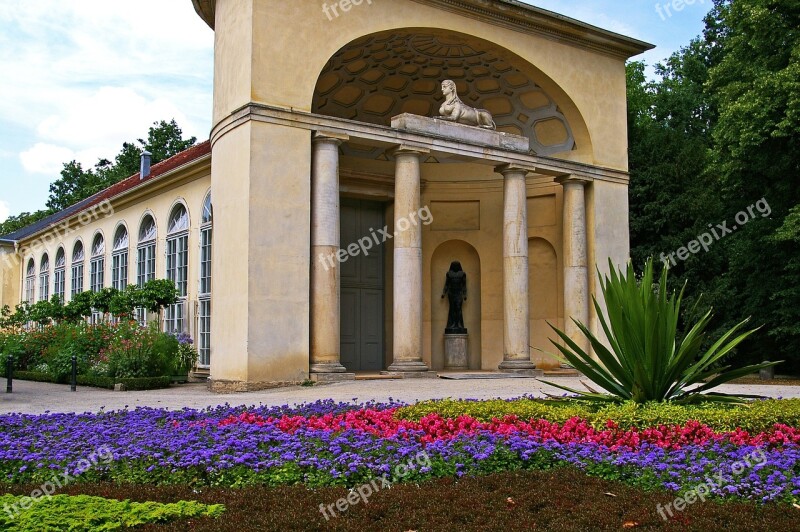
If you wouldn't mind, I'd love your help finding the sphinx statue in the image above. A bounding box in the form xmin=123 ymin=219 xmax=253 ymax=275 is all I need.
xmin=435 ymin=80 xmax=496 ymax=130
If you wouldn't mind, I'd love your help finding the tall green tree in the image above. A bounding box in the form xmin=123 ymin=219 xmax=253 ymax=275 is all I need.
xmin=628 ymin=0 xmax=800 ymax=373
xmin=703 ymin=0 xmax=800 ymax=370
xmin=45 ymin=119 xmax=196 ymax=212
xmin=627 ymin=38 xmax=723 ymax=303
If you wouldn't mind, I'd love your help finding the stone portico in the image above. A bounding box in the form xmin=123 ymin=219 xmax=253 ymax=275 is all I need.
xmin=192 ymin=0 xmax=652 ymax=391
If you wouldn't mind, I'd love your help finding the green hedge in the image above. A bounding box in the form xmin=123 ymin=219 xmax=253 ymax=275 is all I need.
xmin=2 ymin=370 xmax=172 ymax=391
xmin=0 ymin=494 xmax=224 ymax=531
xmin=76 ymin=375 xmax=172 ymax=390
xmin=395 ymin=398 xmax=800 ymax=433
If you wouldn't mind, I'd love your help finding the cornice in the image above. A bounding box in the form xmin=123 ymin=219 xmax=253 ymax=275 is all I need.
xmin=191 ymin=0 xmax=653 ymax=59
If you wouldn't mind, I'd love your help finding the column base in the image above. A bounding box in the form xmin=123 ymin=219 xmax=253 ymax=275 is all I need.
xmin=499 ymin=360 xmax=542 ymax=376
xmin=381 ymin=369 xmax=439 ymax=379
xmin=386 ymin=360 xmax=430 ymax=372
xmin=208 ymin=379 xmax=301 ymax=394
xmin=310 ymin=372 xmax=356 ymax=383
xmin=310 ymin=363 xmax=349 ymax=374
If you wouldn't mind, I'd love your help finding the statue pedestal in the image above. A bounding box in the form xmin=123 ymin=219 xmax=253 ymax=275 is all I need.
xmin=444 ymin=334 xmax=469 ymax=370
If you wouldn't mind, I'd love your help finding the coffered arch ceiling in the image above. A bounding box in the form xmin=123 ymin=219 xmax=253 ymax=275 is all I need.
xmin=312 ymin=30 xmax=581 ymax=159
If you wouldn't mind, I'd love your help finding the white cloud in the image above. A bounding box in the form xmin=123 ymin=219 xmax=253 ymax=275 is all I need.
xmin=19 ymin=143 xmax=76 ymax=175
xmin=0 ymin=200 xmax=9 ymax=223
xmin=36 ymin=86 xmax=190 ymax=149
xmin=0 ymin=0 xmax=213 ymax=183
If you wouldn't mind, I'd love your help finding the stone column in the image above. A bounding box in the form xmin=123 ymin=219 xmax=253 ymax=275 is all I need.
xmin=497 ymin=164 xmax=537 ymax=373
xmin=310 ymin=132 xmax=352 ymax=379
xmin=557 ymin=176 xmax=591 ymax=355
xmin=387 ymin=145 xmax=432 ymax=375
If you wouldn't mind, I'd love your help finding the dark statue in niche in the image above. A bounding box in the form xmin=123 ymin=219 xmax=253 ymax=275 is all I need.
xmin=441 ymin=261 xmax=468 ymax=334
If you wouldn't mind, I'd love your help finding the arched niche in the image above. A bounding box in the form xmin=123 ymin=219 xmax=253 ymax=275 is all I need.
xmin=430 ymin=240 xmax=481 ymax=370
xmin=312 ymin=29 xmax=590 ymax=158
xmin=528 ymin=237 xmax=561 ymax=369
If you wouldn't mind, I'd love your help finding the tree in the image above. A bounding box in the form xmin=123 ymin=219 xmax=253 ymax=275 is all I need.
xmin=0 ymin=211 xmax=51 ymax=237
xmin=628 ymin=0 xmax=800 ymax=373
xmin=703 ymin=0 xmax=800 ymax=370
xmin=626 ymin=39 xmax=724 ymax=316
xmin=45 ymin=119 xmax=196 ymax=212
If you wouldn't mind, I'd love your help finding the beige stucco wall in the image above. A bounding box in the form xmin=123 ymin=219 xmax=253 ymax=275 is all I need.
xmin=0 ymin=245 xmax=21 ymax=310
xmin=212 ymin=0 xmax=630 ymax=171
xmin=209 ymin=119 xmax=312 ymax=385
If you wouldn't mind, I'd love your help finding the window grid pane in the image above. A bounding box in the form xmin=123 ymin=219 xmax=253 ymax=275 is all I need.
xmin=164 ymin=300 xmax=185 ymax=334
xmin=112 ymin=251 xmax=128 ymax=290
xmin=137 ymin=244 xmax=156 ymax=286
xmin=200 ymin=227 xmax=212 ymax=295
xmin=90 ymin=258 xmax=105 ymax=292
xmin=39 ymin=273 xmax=49 ymax=302
xmin=198 ymin=298 xmax=211 ymax=366
xmin=54 ymin=269 xmax=65 ymax=302
xmin=71 ymin=264 xmax=84 ymax=296
xmin=25 ymin=276 xmax=35 ymax=303
xmin=166 ymin=234 xmax=188 ymax=297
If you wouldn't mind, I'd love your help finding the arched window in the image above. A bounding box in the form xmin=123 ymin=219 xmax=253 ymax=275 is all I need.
xmin=71 ymin=241 xmax=85 ymax=296
xmin=90 ymin=233 xmax=105 ymax=293
xmin=165 ymin=203 xmax=189 ymax=333
xmin=39 ymin=253 xmax=50 ymax=302
xmin=25 ymin=258 xmax=35 ymax=303
xmin=198 ymin=193 xmax=212 ymax=367
xmin=111 ymin=225 xmax=129 ymax=290
xmin=137 ymin=215 xmax=157 ymax=287
xmin=54 ymin=247 xmax=66 ymax=302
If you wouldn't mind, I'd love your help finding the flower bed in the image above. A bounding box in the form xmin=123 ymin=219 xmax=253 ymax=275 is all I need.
xmin=0 ymin=399 xmax=798 ymax=506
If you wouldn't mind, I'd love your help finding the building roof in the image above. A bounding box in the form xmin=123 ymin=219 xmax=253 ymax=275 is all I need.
xmin=0 ymin=141 xmax=211 ymax=244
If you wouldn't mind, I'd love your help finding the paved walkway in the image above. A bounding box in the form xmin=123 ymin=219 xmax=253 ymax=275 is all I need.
xmin=1 ymin=377 xmax=799 ymax=415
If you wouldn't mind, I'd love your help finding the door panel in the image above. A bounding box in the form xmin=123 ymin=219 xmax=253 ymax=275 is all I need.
xmin=340 ymin=199 xmax=385 ymax=371
xmin=360 ymin=289 xmax=384 ymax=371
xmin=340 ymin=288 xmax=359 ymax=370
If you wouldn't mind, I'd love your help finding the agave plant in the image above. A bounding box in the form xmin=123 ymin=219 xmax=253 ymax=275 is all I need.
xmin=542 ymin=258 xmax=780 ymax=403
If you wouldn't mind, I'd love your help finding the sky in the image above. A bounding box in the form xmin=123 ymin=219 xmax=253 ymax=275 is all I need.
xmin=0 ymin=0 xmax=711 ymax=223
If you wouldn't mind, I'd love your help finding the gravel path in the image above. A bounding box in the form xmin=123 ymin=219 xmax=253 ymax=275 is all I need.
xmin=1 ymin=377 xmax=798 ymax=415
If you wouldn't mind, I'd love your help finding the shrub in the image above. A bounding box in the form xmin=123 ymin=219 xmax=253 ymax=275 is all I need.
xmin=38 ymin=322 xmax=114 ymax=380
xmin=76 ymin=375 xmax=172 ymax=390
xmin=103 ymin=321 xmax=174 ymax=379
xmin=395 ymin=398 xmax=800 ymax=433
xmin=0 ymin=494 xmax=224 ymax=531
xmin=543 ymin=258 xmax=779 ymax=403
xmin=173 ymin=332 xmax=198 ymax=372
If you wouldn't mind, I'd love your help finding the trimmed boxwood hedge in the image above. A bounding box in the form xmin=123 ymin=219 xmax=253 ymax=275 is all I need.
xmin=76 ymin=375 xmax=172 ymax=390
xmin=1 ymin=369 xmax=172 ymax=391
xmin=395 ymin=398 xmax=800 ymax=433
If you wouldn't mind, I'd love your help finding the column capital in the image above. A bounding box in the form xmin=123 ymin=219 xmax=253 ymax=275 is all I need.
xmin=555 ymin=174 xmax=593 ymax=186
xmin=388 ymin=144 xmax=431 ymax=159
xmin=495 ymin=163 xmax=534 ymax=178
xmin=313 ymin=131 xmax=349 ymax=145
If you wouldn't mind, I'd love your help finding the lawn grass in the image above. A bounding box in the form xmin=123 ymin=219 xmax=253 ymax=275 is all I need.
xmin=3 ymin=468 xmax=795 ymax=531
